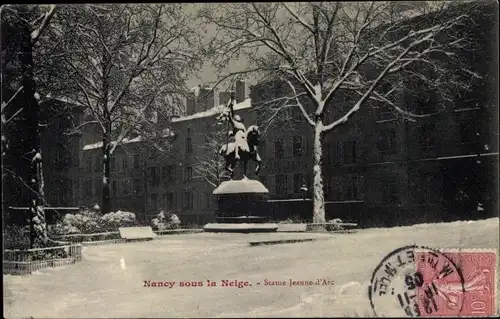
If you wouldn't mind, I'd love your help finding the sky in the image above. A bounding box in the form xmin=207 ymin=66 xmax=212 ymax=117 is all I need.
xmin=184 ymin=1 xmax=433 ymax=92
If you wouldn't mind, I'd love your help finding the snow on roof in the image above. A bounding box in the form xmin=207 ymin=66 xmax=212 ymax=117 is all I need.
xmin=172 ymin=98 xmax=252 ymax=123
xmin=213 ymin=176 xmax=269 ymax=195
xmin=83 ymin=136 xmax=143 ymax=151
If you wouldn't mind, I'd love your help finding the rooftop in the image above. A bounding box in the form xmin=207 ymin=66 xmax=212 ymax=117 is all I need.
xmin=171 ymin=98 xmax=252 ymax=123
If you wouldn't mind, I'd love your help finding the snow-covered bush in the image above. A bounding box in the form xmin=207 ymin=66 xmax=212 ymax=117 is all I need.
xmin=151 ymin=210 xmax=181 ymax=230
xmin=99 ymin=210 xmax=137 ymax=231
xmin=52 ymin=212 xmax=102 ymax=235
xmin=278 ymin=215 xmax=303 ymax=224
xmin=327 ymin=218 xmax=344 ymax=231
xmin=52 ymin=209 xmax=139 ymax=235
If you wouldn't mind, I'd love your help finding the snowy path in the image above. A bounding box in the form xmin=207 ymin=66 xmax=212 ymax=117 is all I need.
xmin=4 ymin=218 xmax=499 ymax=318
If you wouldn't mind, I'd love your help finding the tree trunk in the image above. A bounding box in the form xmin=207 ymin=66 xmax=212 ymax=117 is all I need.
xmin=18 ymin=16 xmax=48 ymax=247
xmin=101 ymin=55 xmax=111 ymax=215
xmin=312 ymin=121 xmax=326 ymax=223
xmin=101 ymin=132 xmax=111 ymax=215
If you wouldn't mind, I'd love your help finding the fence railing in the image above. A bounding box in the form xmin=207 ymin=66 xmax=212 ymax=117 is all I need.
xmin=3 ymin=244 xmax=82 ymax=275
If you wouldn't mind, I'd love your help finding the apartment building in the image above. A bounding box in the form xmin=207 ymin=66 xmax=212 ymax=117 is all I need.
xmin=25 ymin=1 xmax=497 ymax=227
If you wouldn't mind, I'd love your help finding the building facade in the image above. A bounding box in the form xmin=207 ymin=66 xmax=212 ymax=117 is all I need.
xmin=32 ymin=3 xmax=497 ymax=227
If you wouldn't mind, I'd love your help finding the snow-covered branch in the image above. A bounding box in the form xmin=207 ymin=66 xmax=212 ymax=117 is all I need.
xmin=1 ymin=86 xmax=25 ymax=125
xmin=31 ymin=5 xmax=57 ymax=45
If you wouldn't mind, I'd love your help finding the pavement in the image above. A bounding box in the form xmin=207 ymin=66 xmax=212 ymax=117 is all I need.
xmin=3 ymin=218 xmax=499 ymax=318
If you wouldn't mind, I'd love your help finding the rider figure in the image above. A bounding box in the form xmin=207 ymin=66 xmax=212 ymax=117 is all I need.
xmin=226 ymin=94 xmax=246 ymax=159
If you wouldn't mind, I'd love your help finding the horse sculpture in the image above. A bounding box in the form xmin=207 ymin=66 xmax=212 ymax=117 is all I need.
xmin=219 ymin=125 xmax=262 ymax=179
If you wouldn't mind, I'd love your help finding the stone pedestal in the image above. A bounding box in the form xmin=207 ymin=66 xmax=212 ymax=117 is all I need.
xmin=204 ymin=177 xmax=277 ymax=233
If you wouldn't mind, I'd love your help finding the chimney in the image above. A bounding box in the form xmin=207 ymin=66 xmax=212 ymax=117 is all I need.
xmin=197 ymin=86 xmax=218 ymax=112
xmin=219 ymin=91 xmax=231 ymax=105
xmin=235 ymin=80 xmax=248 ymax=104
xmin=186 ymin=91 xmax=197 ymax=115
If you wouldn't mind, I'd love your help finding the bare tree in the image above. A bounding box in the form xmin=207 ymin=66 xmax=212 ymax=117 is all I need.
xmin=193 ymin=118 xmax=229 ymax=188
xmin=1 ymin=4 xmax=57 ymax=247
xmin=200 ymin=1 xmax=483 ymax=223
xmin=37 ymin=4 xmax=202 ymax=214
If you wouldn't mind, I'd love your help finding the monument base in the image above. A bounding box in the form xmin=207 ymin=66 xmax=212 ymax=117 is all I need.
xmin=212 ymin=177 xmax=271 ymax=225
xmin=203 ymin=223 xmax=278 ymax=233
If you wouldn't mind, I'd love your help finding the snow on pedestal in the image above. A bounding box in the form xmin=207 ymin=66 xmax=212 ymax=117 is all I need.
xmin=213 ymin=176 xmax=269 ymax=195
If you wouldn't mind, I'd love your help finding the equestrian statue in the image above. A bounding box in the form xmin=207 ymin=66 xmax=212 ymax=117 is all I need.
xmin=217 ymin=93 xmax=262 ymax=179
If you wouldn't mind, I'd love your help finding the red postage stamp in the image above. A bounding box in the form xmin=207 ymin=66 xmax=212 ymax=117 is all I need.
xmin=415 ymin=249 xmax=497 ymax=317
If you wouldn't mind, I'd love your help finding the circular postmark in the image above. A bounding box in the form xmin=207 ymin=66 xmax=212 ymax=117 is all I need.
xmin=369 ymin=245 xmax=465 ymax=317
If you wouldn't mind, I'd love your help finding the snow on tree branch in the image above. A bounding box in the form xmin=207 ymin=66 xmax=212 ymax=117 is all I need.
xmin=203 ymin=1 xmax=489 ymax=222
xmin=31 ymin=5 xmax=57 ymax=45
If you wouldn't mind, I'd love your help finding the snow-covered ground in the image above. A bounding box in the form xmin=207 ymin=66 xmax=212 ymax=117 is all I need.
xmin=4 ymin=218 xmax=499 ymax=318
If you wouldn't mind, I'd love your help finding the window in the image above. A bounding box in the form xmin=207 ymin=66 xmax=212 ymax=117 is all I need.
xmin=84 ymin=179 xmax=92 ymax=197
xmin=133 ymin=154 xmax=140 ymax=169
xmin=343 ymin=141 xmax=356 ymax=164
xmin=274 ymin=139 xmax=284 ymax=158
xmin=165 ymin=192 xmax=174 ymax=210
xmin=56 ymin=181 xmax=67 ymax=205
xmin=133 ymin=179 xmax=141 ymax=194
xmin=419 ymin=123 xmax=436 ymax=148
xmin=420 ymin=172 xmax=441 ymax=203
xmin=344 ymin=176 xmax=360 ymax=200
xmin=184 ymin=191 xmax=193 ymax=209
xmin=85 ymin=157 xmax=92 ymax=172
xmin=122 ymin=156 xmax=128 ymax=170
xmin=293 ymin=136 xmax=304 ymax=156
xmin=186 ymin=137 xmax=193 ymax=154
xmin=94 ymin=154 xmax=100 ymax=171
xmin=123 ymin=179 xmax=130 ymax=195
xmin=379 ymin=129 xmax=396 ymax=154
xmin=161 ymin=166 xmax=167 ymax=182
xmin=150 ymin=194 xmax=158 ymax=211
xmin=110 ymin=157 xmax=116 ymax=170
xmin=336 ymin=142 xmax=343 ymax=164
xmin=204 ymin=192 xmax=211 ymax=208
xmin=333 ymin=177 xmax=343 ymax=200
xmin=417 ymin=89 xmax=437 ymax=114
xmin=94 ymin=178 xmax=100 ymax=195
xmin=184 ymin=166 xmax=193 ymax=181
xmin=148 ymin=167 xmax=160 ymax=187
xmin=292 ymin=105 xmax=302 ymax=121
xmin=112 ymin=181 xmax=117 ymax=196
xmin=74 ymin=179 xmax=80 ymax=196
xmin=382 ymin=176 xmax=398 ymax=204
xmin=459 ymin=117 xmax=478 ymax=144
xmin=162 ymin=165 xmax=175 ymax=182
xmin=275 ymin=174 xmax=288 ymax=195
xmin=293 ymin=173 xmax=304 ymax=194
xmin=324 ymin=142 xmax=335 ymax=164
xmin=55 ymin=148 xmax=64 ymax=168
